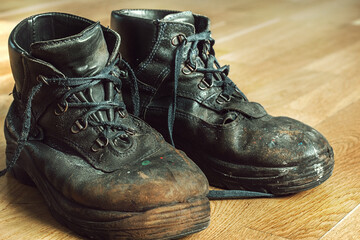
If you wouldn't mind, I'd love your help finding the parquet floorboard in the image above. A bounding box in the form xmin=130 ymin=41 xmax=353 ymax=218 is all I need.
xmin=0 ymin=0 xmax=359 ymax=239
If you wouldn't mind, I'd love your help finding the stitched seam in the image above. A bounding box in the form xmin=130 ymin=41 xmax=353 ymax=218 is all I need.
xmin=28 ymin=12 xmax=98 ymax=48
xmin=155 ymin=67 xmax=170 ymax=86
xmin=54 ymin=12 xmax=95 ymax=25
xmin=142 ymin=67 xmax=170 ymax=116
xmin=114 ymin=9 xmax=179 ymax=18
xmin=136 ymin=22 xmax=167 ymax=74
xmin=32 ymin=17 xmax=36 ymax=44
xmin=31 ymin=26 xmax=97 ymax=48
xmin=157 ymin=67 xmax=169 ymax=82
xmin=148 ymin=106 xmax=241 ymax=130
xmin=138 ymin=80 xmax=157 ymax=93
xmin=15 ymin=12 xmax=96 ymax=48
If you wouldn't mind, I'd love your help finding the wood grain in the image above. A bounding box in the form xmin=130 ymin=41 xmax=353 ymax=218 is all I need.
xmin=321 ymin=204 xmax=360 ymax=240
xmin=0 ymin=0 xmax=360 ymax=239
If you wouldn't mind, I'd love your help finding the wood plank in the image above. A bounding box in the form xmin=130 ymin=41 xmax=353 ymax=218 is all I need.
xmin=0 ymin=0 xmax=359 ymax=239
xmin=320 ymin=204 xmax=360 ymax=240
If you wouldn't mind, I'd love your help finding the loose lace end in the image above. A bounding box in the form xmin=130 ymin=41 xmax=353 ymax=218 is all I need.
xmin=207 ymin=190 xmax=275 ymax=200
xmin=0 ymin=168 xmax=8 ymax=177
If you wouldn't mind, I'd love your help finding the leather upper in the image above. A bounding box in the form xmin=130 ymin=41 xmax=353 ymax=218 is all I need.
xmin=110 ymin=9 xmax=333 ymax=169
xmin=7 ymin=12 xmax=209 ymax=211
xmin=30 ymin=23 xmax=110 ymax=77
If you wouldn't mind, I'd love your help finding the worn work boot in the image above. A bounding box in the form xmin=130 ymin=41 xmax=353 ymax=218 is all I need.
xmin=110 ymin=9 xmax=335 ymax=197
xmin=2 ymin=12 xmax=210 ymax=239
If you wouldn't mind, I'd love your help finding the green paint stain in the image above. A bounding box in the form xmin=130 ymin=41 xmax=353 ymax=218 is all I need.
xmin=142 ymin=160 xmax=151 ymax=166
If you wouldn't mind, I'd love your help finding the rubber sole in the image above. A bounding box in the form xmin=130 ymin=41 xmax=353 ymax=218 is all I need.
xmin=143 ymin=107 xmax=334 ymax=196
xmin=177 ymin=140 xmax=334 ymax=196
xmin=5 ymin=126 xmax=210 ymax=240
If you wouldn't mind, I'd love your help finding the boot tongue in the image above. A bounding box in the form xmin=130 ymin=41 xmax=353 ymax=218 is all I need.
xmin=31 ymin=23 xmax=117 ymax=123
xmin=163 ymin=11 xmax=195 ymax=26
xmin=30 ymin=22 xmax=109 ymax=77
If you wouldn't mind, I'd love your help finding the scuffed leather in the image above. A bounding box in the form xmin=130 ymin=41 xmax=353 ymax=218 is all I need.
xmin=6 ymin=102 xmax=207 ymax=211
xmin=111 ymin=9 xmax=333 ymax=171
xmin=7 ymin=12 xmax=209 ymax=211
xmin=30 ymin=23 xmax=109 ymax=77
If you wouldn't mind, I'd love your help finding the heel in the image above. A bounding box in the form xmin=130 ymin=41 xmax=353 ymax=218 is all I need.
xmin=9 ymin=164 xmax=35 ymax=187
xmin=5 ymin=137 xmax=35 ymax=187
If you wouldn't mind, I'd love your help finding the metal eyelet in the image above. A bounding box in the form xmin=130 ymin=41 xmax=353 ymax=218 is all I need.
xmin=36 ymin=75 xmax=49 ymax=86
xmin=125 ymin=128 xmax=136 ymax=135
xmin=119 ymin=133 xmax=128 ymax=139
xmin=171 ymin=33 xmax=187 ymax=46
xmin=91 ymin=136 xmax=109 ymax=152
xmin=115 ymin=86 xmax=121 ymax=94
xmin=203 ymin=40 xmax=211 ymax=52
xmin=119 ymin=70 xmax=128 ymax=79
xmin=198 ymin=78 xmax=213 ymax=90
xmin=71 ymin=119 xmax=88 ymax=134
xmin=216 ymin=93 xmax=231 ymax=104
xmin=182 ymin=61 xmax=197 ymax=75
xmin=54 ymin=101 xmax=69 ymax=115
xmin=118 ymin=110 xmax=126 ymax=118
xmin=116 ymin=133 xmax=131 ymax=145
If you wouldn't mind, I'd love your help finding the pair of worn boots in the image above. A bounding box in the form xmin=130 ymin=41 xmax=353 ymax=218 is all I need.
xmin=2 ymin=10 xmax=334 ymax=240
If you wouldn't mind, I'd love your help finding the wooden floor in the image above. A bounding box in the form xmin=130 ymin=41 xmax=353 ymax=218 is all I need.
xmin=0 ymin=0 xmax=359 ymax=239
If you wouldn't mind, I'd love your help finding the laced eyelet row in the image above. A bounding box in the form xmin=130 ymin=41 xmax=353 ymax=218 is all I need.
xmin=172 ymin=34 xmax=198 ymax=75
xmin=28 ymin=58 xmax=140 ymax=159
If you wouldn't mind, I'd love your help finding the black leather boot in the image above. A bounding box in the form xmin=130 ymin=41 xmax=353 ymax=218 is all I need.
xmin=2 ymin=12 xmax=210 ymax=239
xmin=110 ymin=9 xmax=334 ymax=196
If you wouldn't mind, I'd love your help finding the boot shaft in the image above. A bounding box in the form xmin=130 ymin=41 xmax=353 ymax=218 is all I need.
xmin=9 ymin=12 xmax=120 ymax=106
xmin=111 ymin=10 xmax=265 ymax=120
xmin=111 ymin=10 xmax=215 ymax=116
xmin=7 ymin=12 xmax=143 ymax=171
xmin=111 ymin=9 xmax=210 ymax=69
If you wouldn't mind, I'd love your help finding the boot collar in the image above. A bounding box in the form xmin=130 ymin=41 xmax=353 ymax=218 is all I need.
xmin=9 ymin=12 xmax=121 ymax=96
xmin=111 ymin=9 xmax=210 ymax=67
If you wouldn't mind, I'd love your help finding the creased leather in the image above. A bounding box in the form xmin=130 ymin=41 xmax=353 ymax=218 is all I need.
xmin=30 ymin=23 xmax=109 ymax=77
xmin=7 ymin=12 xmax=209 ymax=211
xmin=111 ymin=9 xmax=334 ymax=191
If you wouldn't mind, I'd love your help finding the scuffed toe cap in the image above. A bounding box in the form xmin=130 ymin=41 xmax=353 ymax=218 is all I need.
xmin=38 ymin=142 xmax=209 ymax=212
xmin=258 ymin=116 xmax=333 ymax=167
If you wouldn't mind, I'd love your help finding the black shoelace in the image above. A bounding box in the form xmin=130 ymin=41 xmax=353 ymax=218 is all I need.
xmin=0 ymin=58 xmax=139 ymax=177
xmin=170 ymin=31 xmax=248 ymax=145
xmin=172 ymin=31 xmax=275 ymax=199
